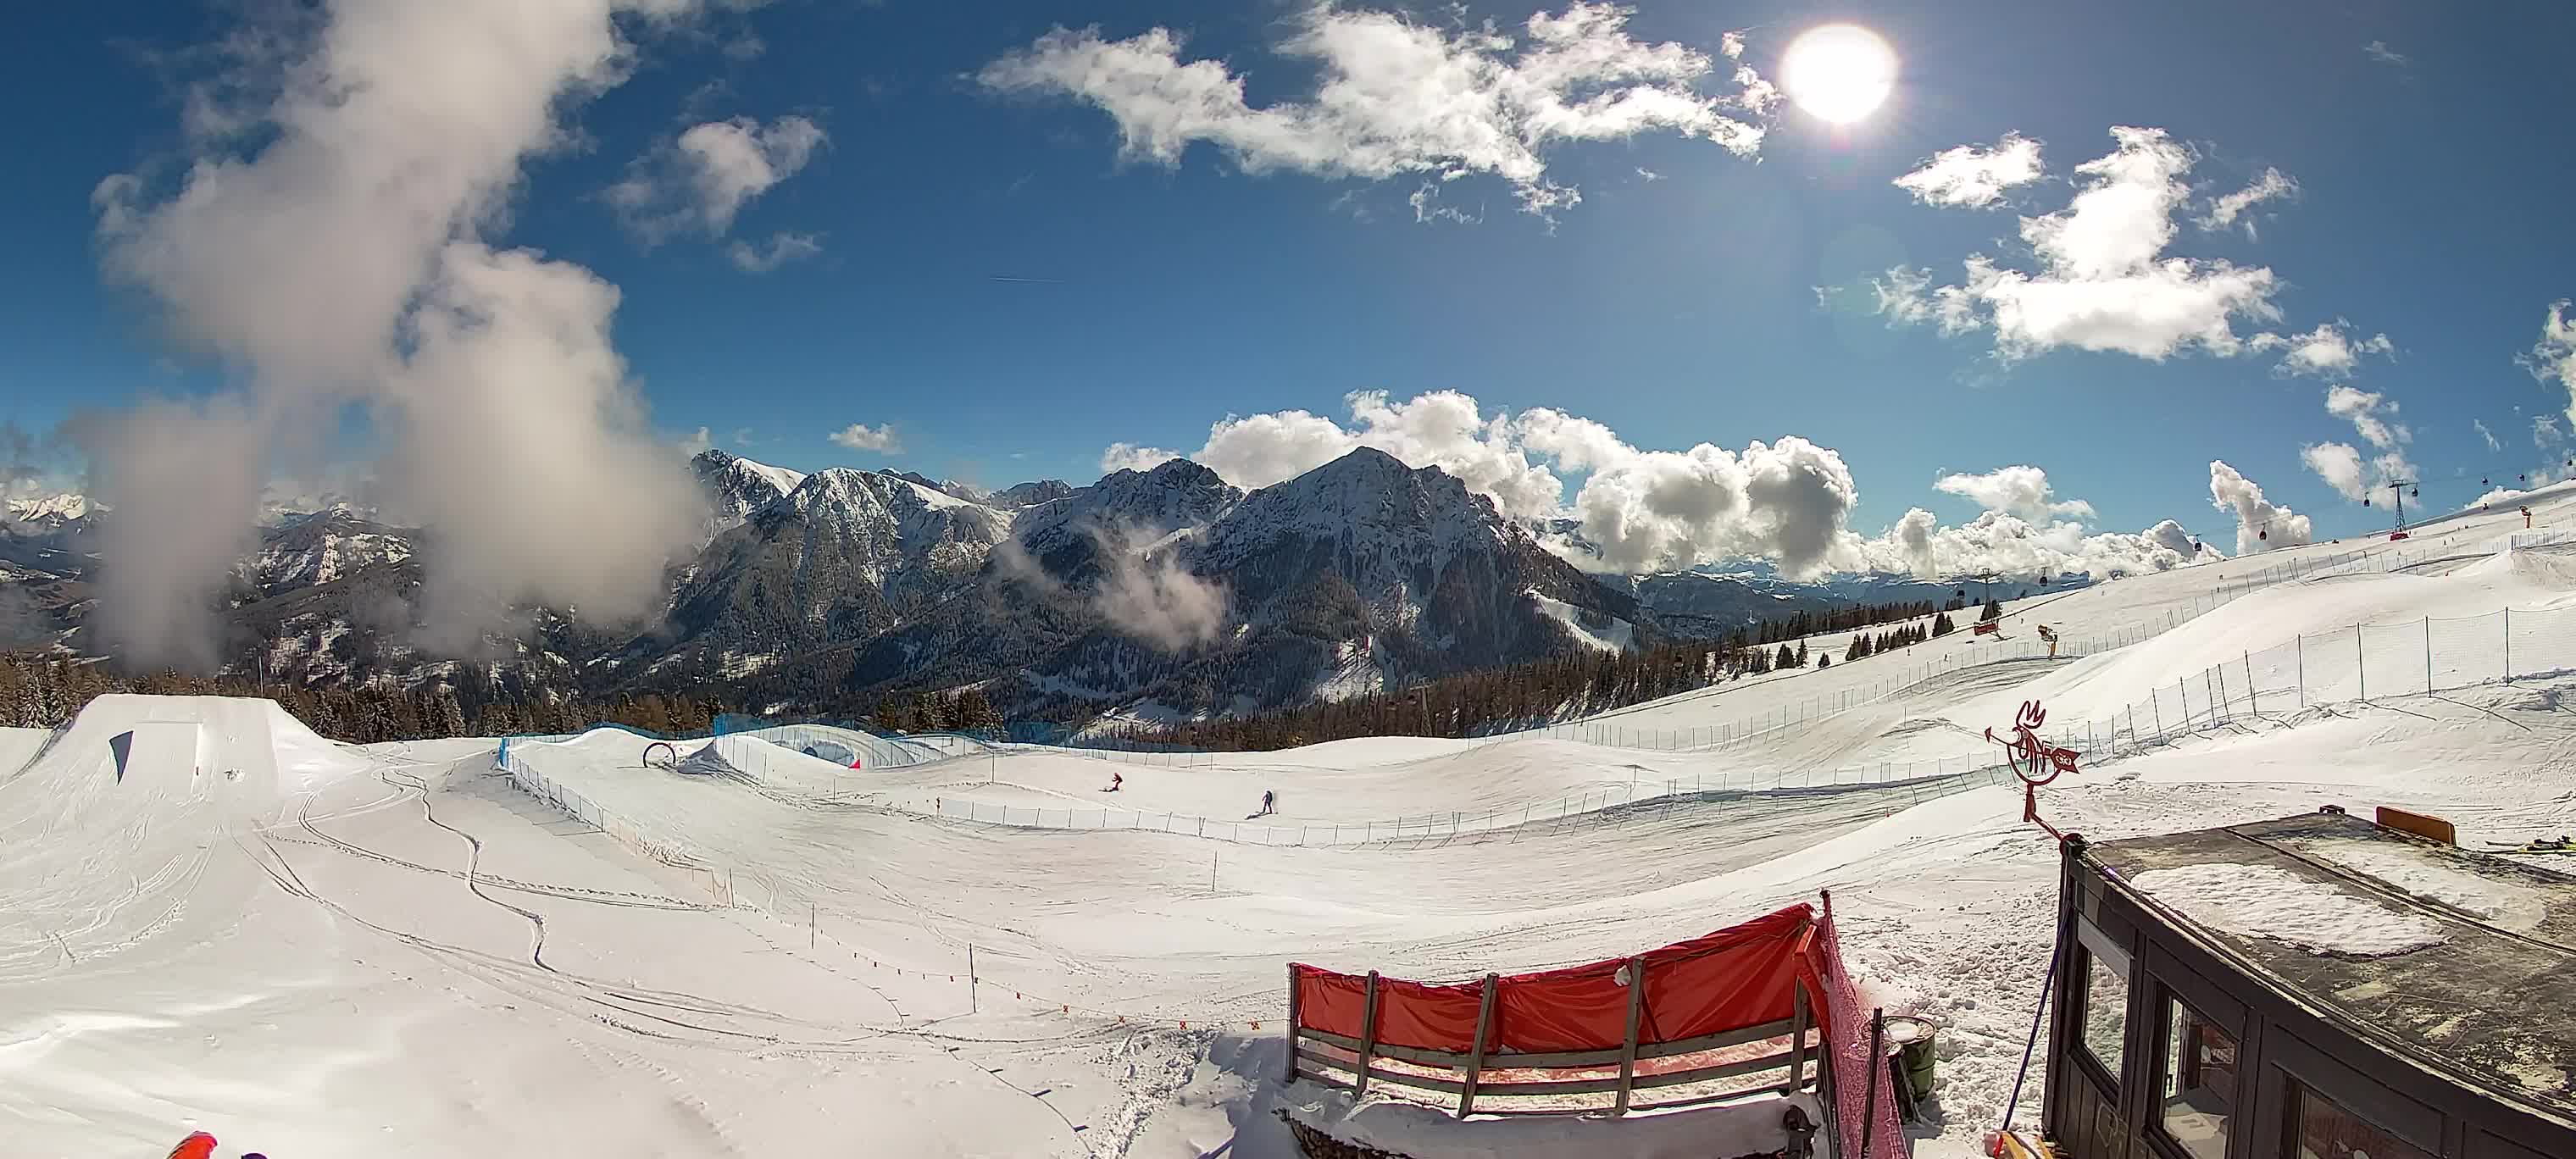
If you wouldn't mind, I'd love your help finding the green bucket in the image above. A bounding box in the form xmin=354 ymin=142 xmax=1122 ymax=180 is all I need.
xmin=1885 ymin=1016 xmax=1937 ymax=1098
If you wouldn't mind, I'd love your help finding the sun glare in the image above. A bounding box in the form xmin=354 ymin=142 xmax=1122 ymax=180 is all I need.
xmin=1780 ymin=25 xmax=1896 ymax=125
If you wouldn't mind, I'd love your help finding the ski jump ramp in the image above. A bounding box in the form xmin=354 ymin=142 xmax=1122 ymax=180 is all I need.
xmin=108 ymin=721 xmax=208 ymax=788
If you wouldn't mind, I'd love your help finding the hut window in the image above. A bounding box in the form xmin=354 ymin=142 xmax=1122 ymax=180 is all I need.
xmin=2077 ymin=949 xmax=2128 ymax=1080
xmin=2286 ymin=1079 xmax=2433 ymax=1159
xmin=2157 ymin=997 xmax=2238 ymax=1159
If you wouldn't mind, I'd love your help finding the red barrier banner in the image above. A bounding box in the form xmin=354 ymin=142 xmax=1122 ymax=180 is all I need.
xmin=1292 ymin=903 xmax=1827 ymax=1055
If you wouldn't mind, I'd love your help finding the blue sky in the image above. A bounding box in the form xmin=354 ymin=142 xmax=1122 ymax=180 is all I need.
xmin=7 ymin=0 xmax=2576 ymax=575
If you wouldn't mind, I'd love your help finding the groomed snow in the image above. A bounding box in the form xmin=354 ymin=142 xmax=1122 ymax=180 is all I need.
xmin=2127 ymin=863 xmax=2447 ymax=958
xmin=11 ymin=486 xmax=2576 ymax=1156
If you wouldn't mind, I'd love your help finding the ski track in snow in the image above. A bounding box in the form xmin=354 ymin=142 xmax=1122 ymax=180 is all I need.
xmin=13 ymin=491 xmax=2576 ymax=1156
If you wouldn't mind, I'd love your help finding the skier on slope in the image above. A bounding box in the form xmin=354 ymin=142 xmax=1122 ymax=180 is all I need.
xmin=1260 ymin=790 xmax=1276 ymax=816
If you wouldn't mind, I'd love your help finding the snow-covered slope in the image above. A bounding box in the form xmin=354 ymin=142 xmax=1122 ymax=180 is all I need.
xmin=17 ymin=506 xmax=2576 ymax=1156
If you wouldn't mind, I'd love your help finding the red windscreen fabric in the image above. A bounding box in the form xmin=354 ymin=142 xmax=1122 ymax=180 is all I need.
xmin=1293 ymin=966 xmax=1370 ymax=1040
xmin=1372 ymin=976 xmax=1489 ymax=1052
xmin=1294 ymin=904 xmax=1824 ymax=1056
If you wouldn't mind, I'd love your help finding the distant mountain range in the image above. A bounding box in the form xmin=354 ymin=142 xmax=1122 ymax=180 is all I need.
xmin=0 ymin=450 xmax=2092 ymax=722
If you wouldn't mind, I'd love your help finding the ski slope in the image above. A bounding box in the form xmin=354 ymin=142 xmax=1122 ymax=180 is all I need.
xmin=10 ymin=489 xmax=2576 ymax=1157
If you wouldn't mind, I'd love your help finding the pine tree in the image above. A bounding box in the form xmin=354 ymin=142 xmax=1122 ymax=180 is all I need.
xmin=1981 ymin=597 xmax=2003 ymax=623
xmin=1774 ymin=643 xmax=1796 ymax=670
xmin=1932 ymin=613 xmax=1956 ymax=637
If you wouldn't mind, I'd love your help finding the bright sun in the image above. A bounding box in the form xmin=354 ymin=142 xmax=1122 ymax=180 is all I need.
xmin=1779 ymin=25 xmax=1897 ymax=125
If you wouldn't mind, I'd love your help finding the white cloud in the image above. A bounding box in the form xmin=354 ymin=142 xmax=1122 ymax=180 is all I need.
xmin=1409 ymin=182 xmax=1484 ymax=225
xmin=609 ymin=114 xmax=826 ymax=242
xmin=2252 ymin=319 xmax=2393 ymax=377
xmin=1891 ymin=132 xmax=2045 ymax=209
xmin=2475 ymin=419 xmax=2501 ymax=452
xmin=2197 ymin=167 xmax=2296 ymax=236
xmin=2364 ymin=41 xmax=2407 ymax=67
xmin=1874 ymin=127 xmax=2290 ymax=362
xmin=86 ymin=0 xmax=713 ymax=666
xmin=2323 ymin=385 xmax=2410 ymax=449
xmin=2536 ymin=415 xmax=2563 ymax=447
xmin=829 ymin=423 xmax=901 ymax=452
xmin=1636 ymin=167 xmax=1663 ymax=181
xmin=678 ymin=425 xmax=714 ymax=455
xmin=726 ymin=230 xmax=822 ymax=271
xmin=1090 ymin=524 xmax=1230 ymax=651
xmin=1100 ymin=442 xmax=1180 ymax=474
xmin=1113 ymin=390 xmax=1862 ymax=577
xmin=1855 ymin=507 xmax=2212 ymax=581
xmin=1932 ymin=464 xmax=2096 ymax=521
xmin=1868 ymin=266 xmax=1979 ymax=336
xmin=2520 ymin=299 xmax=2576 ymax=429
xmin=2302 ymin=441 xmax=2366 ymax=502
xmin=977 ymin=3 xmax=1774 ymax=218
xmin=2209 ymin=459 xmax=2312 ymax=554
xmin=1113 ymin=391 xmax=2223 ymax=581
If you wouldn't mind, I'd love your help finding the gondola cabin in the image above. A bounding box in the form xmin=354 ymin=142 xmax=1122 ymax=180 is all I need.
xmin=2040 ymin=808 xmax=2576 ymax=1159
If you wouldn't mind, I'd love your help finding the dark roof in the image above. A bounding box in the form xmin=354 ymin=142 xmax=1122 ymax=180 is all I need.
xmin=2088 ymin=811 xmax=2576 ymax=1119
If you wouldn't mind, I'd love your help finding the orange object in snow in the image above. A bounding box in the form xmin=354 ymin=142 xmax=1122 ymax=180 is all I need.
xmin=167 ymin=1133 xmax=219 ymax=1159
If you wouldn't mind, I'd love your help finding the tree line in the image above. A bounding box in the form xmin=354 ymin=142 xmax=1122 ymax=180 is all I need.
xmin=1121 ymin=598 xmax=1966 ymax=751
xmin=0 ymin=653 xmax=729 ymax=744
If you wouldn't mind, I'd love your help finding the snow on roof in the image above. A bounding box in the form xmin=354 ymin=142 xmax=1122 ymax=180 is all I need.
xmin=2287 ymin=836 xmax=2551 ymax=933
xmin=2094 ymin=812 xmax=2576 ymax=1115
xmin=2127 ymin=862 xmax=2446 ymax=957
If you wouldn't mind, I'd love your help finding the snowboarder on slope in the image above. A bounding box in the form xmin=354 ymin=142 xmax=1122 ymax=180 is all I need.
xmin=1260 ymin=790 xmax=1276 ymax=816
xmin=1104 ymin=771 xmax=1122 ymax=793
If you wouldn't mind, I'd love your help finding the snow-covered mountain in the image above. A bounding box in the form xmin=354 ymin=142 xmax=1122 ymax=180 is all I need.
xmin=14 ymin=444 xmax=2124 ymax=720
xmin=693 ymin=449 xmax=808 ymax=539
xmin=3 ymin=492 xmax=97 ymax=530
xmin=1008 ymin=459 xmax=1240 ymax=581
xmin=652 ymin=467 xmax=1012 ymax=668
xmin=239 ymin=507 xmax=415 ymax=596
xmin=990 ymin=480 xmax=1074 ymax=509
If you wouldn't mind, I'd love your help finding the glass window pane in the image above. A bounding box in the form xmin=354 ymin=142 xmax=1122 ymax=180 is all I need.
xmin=2079 ymin=951 xmax=2128 ymax=1080
xmin=2158 ymin=998 xmax=2238 ymax=1159
xmin=2289 ymin=1079 xmax=2434 ymax=1159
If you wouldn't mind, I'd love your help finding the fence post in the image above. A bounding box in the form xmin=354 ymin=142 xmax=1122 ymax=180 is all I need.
xmin=2424 ymin=617 xmax=2433 ymax=692
xmin=1283 ymin=963 xmax=1303 ymax=1084
xmin=1785 ymin=979 xmax=1811 ymax=1094
xmin=2246 ymin=653 xmax=2257 ymax=716
xmin=2358 ymin=624 xmax=2368 ymax=702
xmin=1613 ymin=955 xmax=1648 ymax=1115
xmin=1457 ymin=974 xmax=1500 ymax=1118
xmin=2505 ymin=609 xmax=2512 ymax=683
xmin=2296 ymin=635 xmax=2306 ymax=707
xmin=1353 ymin=971 xmax=1383 ymax=1098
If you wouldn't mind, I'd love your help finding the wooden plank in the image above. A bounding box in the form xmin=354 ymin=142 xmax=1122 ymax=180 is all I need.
xmin=1294 ymin=1017 xmax=1798 ymax=1070
xmin=1319 ymin=1046 xmax=1802 ymax=1099
xmin=1783 ymin=980 xmax=1808 ymax=1095
xmin=1353 ymin=970 xmax=1382 ymax=1100
xmin=1613 ymin=956 xmax=1646 ymax=1116
xmin=1457 ymin=973 xmax=1498 ymax=1119
xmin=2376 ymin=806 xmax=2457 ymax=846
xmin=1283 ymin=962 xmax=1303 ymax=1085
